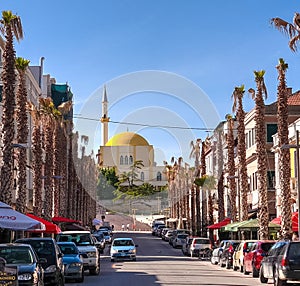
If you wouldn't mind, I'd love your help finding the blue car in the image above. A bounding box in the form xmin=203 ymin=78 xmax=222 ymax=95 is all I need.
xmin=57 ymin=242 xmax=84 ymax=283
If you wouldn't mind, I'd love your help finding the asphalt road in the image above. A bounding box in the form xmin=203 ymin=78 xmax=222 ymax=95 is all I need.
xmin=66 ymin=231 xmax=270 ymax=286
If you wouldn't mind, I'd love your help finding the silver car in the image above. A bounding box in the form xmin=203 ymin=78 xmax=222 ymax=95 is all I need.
xmin=110 ymin=238 xmax=138 ymax=262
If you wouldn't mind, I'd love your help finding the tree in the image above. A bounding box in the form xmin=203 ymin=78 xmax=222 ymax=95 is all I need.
xmin=15 ymin=57 xmax=30 ymax=213
xmin=190 ymin=139 xmax=201 ymax=235
xmin=271 ymin=13 xmax=300 ymax=52
xmin=232 ymin=85 xmax=249 ymax=221
xmin=226 ymin=114 xmax=237 ymax=222
xmin=97 ymin=167 xmax=119 ymax=200
xmin=28 ymin=102 xmax=43 ymax=217
xmin=276 ymin=58 xmax=292 ymax=239
xmin=0 ymin=10 xmax=23 ymax=204
xmin=249 ymin=70 xmax=269 ymax=240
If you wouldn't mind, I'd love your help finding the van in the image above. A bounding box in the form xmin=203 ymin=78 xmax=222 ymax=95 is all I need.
xmin=56 ymin=231 xmax=100 ymax=275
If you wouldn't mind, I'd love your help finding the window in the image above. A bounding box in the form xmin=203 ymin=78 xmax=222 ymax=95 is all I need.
xmin=129 ymin=155 xmax=133 ymax=164
xmin=120 ymin=156 xmax=124 ymax=165
xmin=157 ymin=172 xmax=162 ymax=181
xmin=141 ymin=172 xmax=144 ymax=181
xmin=267 ymin=171 xmax=275 ymax=189
xmin=267 ymin=124 xmax=278 ymax=142
xmin=125 ymin=156 xmax=128 ymax=165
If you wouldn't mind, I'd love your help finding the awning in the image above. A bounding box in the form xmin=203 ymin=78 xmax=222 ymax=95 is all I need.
xmin=0 ymin=201 xmax=45 ymax=231
xmin=26 ymin=214 xmax=61 ymax=234
xmin=271 ymin=212 xmax=298 ymax=232
xmin=223 ymin=218 xmax=281 ymax=232
xmin=52 ymin=216 xmax=81 ymax=224
xmin=207 ymin=217 xmax=231 ymax=229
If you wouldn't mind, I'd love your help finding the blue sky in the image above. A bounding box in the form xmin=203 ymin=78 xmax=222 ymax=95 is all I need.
xmin=2 ymin=1 xmax=300 ymax=164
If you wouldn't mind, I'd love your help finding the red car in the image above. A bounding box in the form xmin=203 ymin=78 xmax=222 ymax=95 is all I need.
xmin=243 ymin=240 xmax=275 ymax=277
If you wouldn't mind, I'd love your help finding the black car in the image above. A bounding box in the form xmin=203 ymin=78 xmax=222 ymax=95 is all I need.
xmin=92 ymin=233 xmax=105 ymax=253
xmin=219 ymin=240 xmax=240 ymax=269
xmin=273 ymin=240 xmax=300 ymax=286
xmin=15 ymin=237 xmax=65 ymax=286
xmin=259 ymin=240 xmax=288 ymax=284
xmin=0 ymin=243 xmax=45 ymax=286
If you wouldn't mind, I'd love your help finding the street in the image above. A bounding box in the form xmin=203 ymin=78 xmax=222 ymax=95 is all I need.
xmin=66 ymin=231 xmax=269 ymax=286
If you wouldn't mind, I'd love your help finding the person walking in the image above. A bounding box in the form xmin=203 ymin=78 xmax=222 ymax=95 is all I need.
xmin=127 ymin=223 xmax=130 ymax=231
xmin=121 ymin=224 xmax=125 ymax=231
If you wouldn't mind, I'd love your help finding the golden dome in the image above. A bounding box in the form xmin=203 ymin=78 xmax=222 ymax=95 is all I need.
xmin=105 ymin=132 xmax=150 ymax=146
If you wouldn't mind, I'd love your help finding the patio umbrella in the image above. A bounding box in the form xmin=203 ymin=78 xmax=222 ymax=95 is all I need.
xmin=271 ymin=212 xmax=298 ymax=232
xmin=0 ymin=201 xmax=45 ymax=231
xmin=207 ymin=217 xmax=231 ymax=229
xmin=26 ymin=214 xmax=61 ymax=234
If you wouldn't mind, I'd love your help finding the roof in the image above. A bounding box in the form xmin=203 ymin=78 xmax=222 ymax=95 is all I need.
xmin=288 ymin=90 xmax=300 ymax=105
xmin=105 ymin=132 xmax=150 ymax=146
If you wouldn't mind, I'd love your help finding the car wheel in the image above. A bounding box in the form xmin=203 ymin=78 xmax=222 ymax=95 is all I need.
xmin=252 ymin=263 xmax=259 ymax=278
xmin=274 ymin=269 xmax=287 ymax=286
xmin=225 ymin=259 xmax=231 ymax=269
xmin=56 ymin=274 xmax=64 ymax=286
xmin=243 ymin=263 xmax=249 ymax=275
xmin=77 ymin=270 xmax=84 ymax=283
xmin=259 ymin=266 xmax=268 ymax=283
xmin=89 ymin=264 xmax=100 ymax=275
xmin=111 ymin=258 xmax=115 ymax=262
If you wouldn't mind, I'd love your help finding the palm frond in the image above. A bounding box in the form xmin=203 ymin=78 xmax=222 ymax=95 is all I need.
xmin=248 ymin=88 xmax=256 ymax=99
xmin=289 ymin=34 xmax=300 ymax=52
xmin=271 ymin=17 xmax=293 ymax=36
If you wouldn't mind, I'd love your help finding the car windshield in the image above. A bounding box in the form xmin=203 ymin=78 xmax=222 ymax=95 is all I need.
xmin=288 ymin=243 xmax=300 ymax=259
xmin=58 ymin=244 xmax=78 ymax=255
xmin=113 ymin=240 xmax=134 ymax=246
xmin=261 ymin=242 xmax=275 ymax=252
xmin=195 ymin=239 xmax=210 ymax=244
xmin=57 ymin=234 xmax=93 ymax=246
xmin=0 ymin=246 xmax=33 ymax=264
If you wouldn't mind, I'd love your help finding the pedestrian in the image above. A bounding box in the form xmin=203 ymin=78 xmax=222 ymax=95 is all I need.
xmin=111 ymin=224 xmax=114 ymax=231
xmin=292 ymin=232 xmax=299 ymax=241
xmin=127 ymin=223 xmax=130 ymax=231
xmin=121 ymin=224 xmax=125 ymax=231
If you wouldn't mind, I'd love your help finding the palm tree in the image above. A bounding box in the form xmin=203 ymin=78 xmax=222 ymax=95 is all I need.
xmin=15 ymin=57 xmax=30 ymax=213
xmin=249 ymin=70 xmax=269 ymax=240
xmin=0 ymin=11 xmax=23 ymax=204
xmin=28 ymin=102 xmax=43 ymax=217
xmin=226 ymin=114 xmax=237 ymax=222
xmin=39 ymin=98 xmax=60 ymax=221
xmin=232 ymin=85 xmax=249 ymax=221
xmin=190 ymin=139 xmax=201 ymax=235
xmin=216 ymin=129 xmax=225 ymax=222
xmin=271 ymin=13 xmax=300 ymax=52
xmin=276 ymin=58 xmax=292 ymax=239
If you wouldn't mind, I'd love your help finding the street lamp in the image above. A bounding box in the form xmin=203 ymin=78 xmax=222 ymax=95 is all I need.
xmin=281 ymin=129 xmax=300 ymax=236
xmin=227 ymin=174 xmax=241 ymax=221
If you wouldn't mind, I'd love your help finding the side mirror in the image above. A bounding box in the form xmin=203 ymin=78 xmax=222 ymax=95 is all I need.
xmin=80 ymin=253 xmax=88 ymax=259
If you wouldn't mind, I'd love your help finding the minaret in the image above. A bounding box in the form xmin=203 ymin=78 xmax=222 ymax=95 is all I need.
xmin=101 ymin=85 xmax=109 ymax=146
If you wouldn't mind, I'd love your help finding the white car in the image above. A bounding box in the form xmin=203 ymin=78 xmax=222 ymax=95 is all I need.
xmin=110 ymin=238 xmax=138 ymax=262
xmin=56 ymin=231 xmax=100 ymax=275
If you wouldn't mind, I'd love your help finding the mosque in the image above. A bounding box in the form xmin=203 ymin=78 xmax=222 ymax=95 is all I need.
xmin=97 ymin=86 xmax=167 ymax=192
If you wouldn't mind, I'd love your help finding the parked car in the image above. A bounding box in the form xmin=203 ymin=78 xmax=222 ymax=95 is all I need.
xmin=97 ymin=230 xmax=112 ymax=244
xmin=169 ymin=229 xmax=191 ymax=246
xmin=153 ymin=225 xmax=166 ymax=237
xmin=152 ymin=222 xmax=165 ymax=236
xmin=211 ymin=240 xmax=232 ymax=265
xmin=164 ymin=229 xmax=175 ymax=242
xmin=243 ymin=240 xmax=275 ymax=277
xmin=232 ymin=240 xmax=257 ymax=272
xmin=273 ymin=240 xmax=300 ymax=286
xmin=161 ymin=228 xmax=171 ymax=240
xmin=15 ymin=237 xmax=65 ymax=286
xmin=56 ymin=231 xmax=100 ymax=275
xmin=219 ymin=240 xmax=240 ymax=269
xmin=57 ymin=242 xmax=84 ymax=283
xmin=0 ymin=243 xmax=45 ymax=286
xmin=172 ymin=233 xmax=189 ymax=248
xmin=188 ymin=237 xmax=211 ymax=257
xmin=110 ymin=237 xmax=138 ymax=262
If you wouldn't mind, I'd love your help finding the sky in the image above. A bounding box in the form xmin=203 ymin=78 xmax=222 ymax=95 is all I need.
xmin=2 ymin=0 xmax=300 ymax=165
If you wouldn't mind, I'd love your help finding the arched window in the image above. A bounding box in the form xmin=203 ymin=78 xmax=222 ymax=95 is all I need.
xmin=157 ymin=172 xmax=162 ymax=181
xmin=129 ymin=155 xmax=133 ymax=164
xmin=125 ymin=155 xmax=128 ymax=165
xmin=141 ymin=172 xmax=144 ymax=181
xmin=120 ymin=155 xmax=124 ymax=165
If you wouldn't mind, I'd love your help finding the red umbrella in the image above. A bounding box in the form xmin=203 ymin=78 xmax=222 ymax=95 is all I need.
xmin=271 ymin=212 xmax=298 ymax=232
xmin=26 ymin=214 xmax=61 ymax=234
xmin=52 ymin=216 xmax=81 ymax=224
xmin=207 ymin=217 xmax=231 ymax=229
